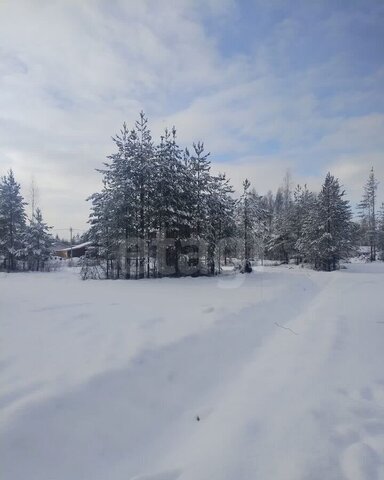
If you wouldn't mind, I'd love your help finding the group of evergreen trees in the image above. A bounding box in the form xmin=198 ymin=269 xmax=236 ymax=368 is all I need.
xmin=0 ymin=170 xmax=53 ymax=272
xmin=86 ymin=113 xmax=236 ymax=279
xmin=236 ymin=172 xmax=357 ymax=272
xmin=1 ymin=113 xmax=382 ymax=276
xmin=86 ymin=113 xmax=383 ymax=277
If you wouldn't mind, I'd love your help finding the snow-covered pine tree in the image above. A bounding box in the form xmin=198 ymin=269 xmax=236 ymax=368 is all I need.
xmin=23 ymin=208 xmax=53 ymax=271
xmin=88 ymin=113 xmax=156 ymax=279
xmin=205 ymin=172 xmax=235 ymax=275
xmin=358 ymin=167 xmax=379 ymax=261
xmin=154 ymin=127 xmax=192 ymax=276
xmin=0 ymin=170 xmax=27 ymax=272
xmin=89 ymin=123 xmax=133 ymax=279
xmin=87 ymin=189 xmax=122 ymax=279
xmin=240 ymin=179 xmax=252 ymax=272
xmin=237 ymin=179 xmax=265 ymax=272
xmin=184 ymin=141 xmax=217 ymax=274
xmin=378 ymin=202 xmax=384 ymax=260
xmin=266 ymin=174 xmax=295 ymax=263
xmin=132 ymin=112 xmax=155 ymax=279
xmin=187 ymin=142 xmax=211 ymax=240
xmin=295 ymin=196 xmax=320 ymax=268
xmin=292 ymin=184 xmax=316 ymax=264
xmin=298 ymin=172 xmax=354 ymax=271
xmin=258 ymin=191 xmax=274 ymax=263
xmin=260 ymin=191 xmax=274 ymax=230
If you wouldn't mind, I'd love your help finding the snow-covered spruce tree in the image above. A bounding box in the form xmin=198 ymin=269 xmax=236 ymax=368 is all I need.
xmin=378 ymin=203 xmax=384 ymax=260
xmin=260 ymin=190 xmax=274 ymax=232
xmin=187 ymin=142 xmax=211 ymax=240
xmin=88 ymin=131 xmax=138 ymax=281
xmin=257 ymin=190 xmax=274 ymax=263
xmin=358 ymin=167 xmax=379 ymax=261
xmin=295 ymin=196 xmax=322 ymax=268
xmin=132 ymin=112 xmax=156 ymax=278
xmin=205 ymin=173 xmax=235 ymax=275
xmin=240 ymin=179 xmax=252 ymax=271
xmin=88 ymin=113 xmax=156 ymax=279
xmin=181 ymin=142 xmax=237 ymax=275
xmin=236 ymin=179 xmax=265 ymax=272
xmin=291 ymin=184 xmax=316 ymax=264
xmin=0 ymin=170 xmax=27 ymax=272
xmin=23 ymin=208 xmax=53 ymax=271
xmin=184 ymin=141 xmax=219 ymax=274
xmin=266 ymin=173 xmax=296 ymax=263
xmin=154 ymin=127 xmax=193 ymax=277
xmin=107 ymin=112 xmax=155 ymax=279
xmin=88 ymin=134 xmax=125 ymax=279
xmin=87 ymin=190 xmax=121 ymax=279
xmin=297 ymin=173 xmax=355 ymax=271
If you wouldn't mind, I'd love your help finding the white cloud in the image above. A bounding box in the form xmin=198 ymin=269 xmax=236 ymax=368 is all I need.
xmin=0 ymin=0 xmax=383 ymax=234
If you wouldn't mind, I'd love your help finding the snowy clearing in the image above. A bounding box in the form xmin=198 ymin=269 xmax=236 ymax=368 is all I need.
xmin=1 ymin=264 xmax=384 ymax=480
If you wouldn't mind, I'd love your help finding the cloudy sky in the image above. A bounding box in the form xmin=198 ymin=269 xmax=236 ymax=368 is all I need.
xmin=1 ymin=0 xmax=383 ymax=236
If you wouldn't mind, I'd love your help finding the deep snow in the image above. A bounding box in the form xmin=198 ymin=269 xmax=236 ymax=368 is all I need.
xmin=0 ymin=264 xmax=384 ymax=480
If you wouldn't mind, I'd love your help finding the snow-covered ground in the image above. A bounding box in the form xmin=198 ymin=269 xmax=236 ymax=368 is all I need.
xmin=1 ymin=263 xmax=384 ymax=480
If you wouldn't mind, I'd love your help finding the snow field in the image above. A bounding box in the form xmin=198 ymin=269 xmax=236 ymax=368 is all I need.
xmin=0 ymin=264 xmax=384 ymax=479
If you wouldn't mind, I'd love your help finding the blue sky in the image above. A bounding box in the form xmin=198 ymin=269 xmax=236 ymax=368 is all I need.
xmin=0 ymin=0 xmax=383 ymax=233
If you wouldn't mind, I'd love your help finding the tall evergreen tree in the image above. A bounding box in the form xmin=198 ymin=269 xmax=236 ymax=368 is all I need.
xmin=87 ymin=189 xmax=121 ymax=279
xmin=0 ymin=170 xmax=27 ymax=271
xmin=266 ymin=174 xmax=295 ymax=263
xmin=187 ymin=142 xmax=212 ymax=240
xmin=205 ymin=173 xmax=235 ymax=275
xmin=297 ymin=173 xmax=354 ymax=271
xmin=23 ymin=208 xmax=53 ymax=271
xmin=237 ymin=179 xmax=264 ymax=272
xmin=88 ymin=124 xmax=134 ymax=279
xmin=154 ymin=127 xmax=192 ymax=276
xmin=133 ymin=112 xmax=155 ymax=278
xmin=378 ymin=202 xmax=384 ymax=260
xmin=291 ymin=184 xmax=316 ymax=264
xmin=358 ymin=167 xmax=379 ymax=261
xmin=88 ymin=113 xmax=156 ymax=279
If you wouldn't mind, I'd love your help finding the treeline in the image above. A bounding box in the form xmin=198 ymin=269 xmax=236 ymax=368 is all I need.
xmin=84 ymin=112 xmax=384 ymax=278
xmin=0 ymin=171 xmax=53 ymax=272
xmin=1 ymin=113 xmax=383 ymax=276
